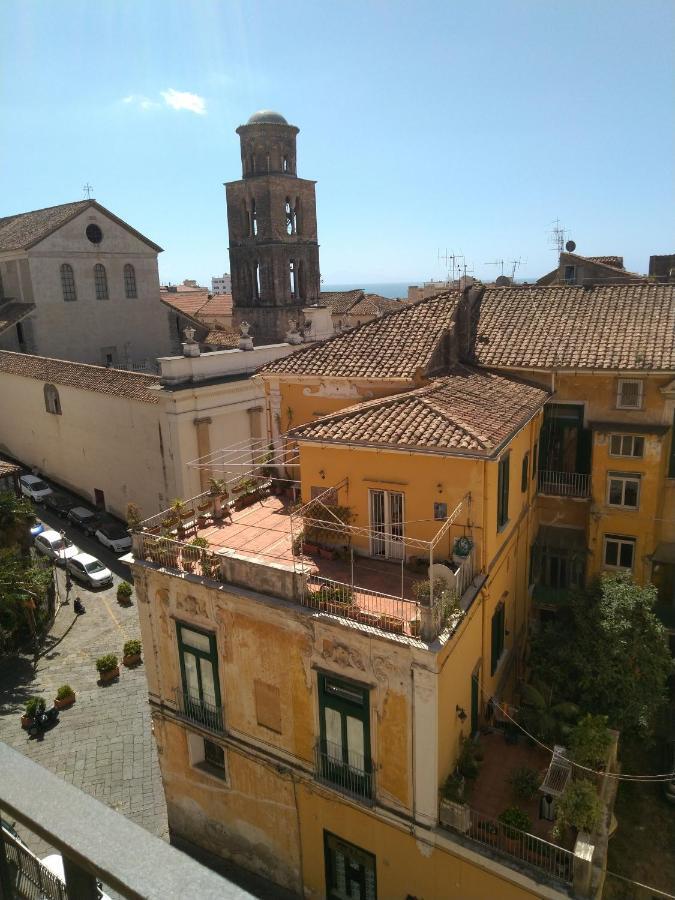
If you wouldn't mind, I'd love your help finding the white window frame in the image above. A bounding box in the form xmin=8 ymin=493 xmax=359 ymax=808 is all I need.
xmin=368 ymin=489 xmax=405 ymax=560
xmin=609 ymin=434 xmax=644 ymax=458
xmin=606 ymin=473 xmax=640 ymax=509
xmin=603 ymin=535 xmax=636 ymax=570
xmin=616 ymin=379 xmax=643 ymax=410
xmin=187 ymin=732 xmax=228 ymax=782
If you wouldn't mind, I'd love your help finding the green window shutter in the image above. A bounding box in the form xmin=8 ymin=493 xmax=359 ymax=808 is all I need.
xmin=491 ymin=603 xmax=505 ymax=676
xmin=497 ymin=454 xmax=510 ymax=529
xmin=521 ymin=453 xmax=529 ymax=492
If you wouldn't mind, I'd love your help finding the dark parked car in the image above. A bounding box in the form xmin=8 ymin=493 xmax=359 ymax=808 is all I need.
xmin=44 ymin=492 xmax=78 ymax=518
xmin=67 ymin=506 xmax=102 ymax=535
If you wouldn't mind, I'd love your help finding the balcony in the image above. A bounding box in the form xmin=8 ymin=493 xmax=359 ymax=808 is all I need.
xmin=314 ymin=741 xmax=375 ymax=804
xmin=174 ymin=688 xmax=225 ymax=734
xmin=538 ymin=470 xmax=591 ymax=499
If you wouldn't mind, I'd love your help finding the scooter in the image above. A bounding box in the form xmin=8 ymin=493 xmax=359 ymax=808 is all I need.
xmin=28 ymin=705 xmax=59 ymax=736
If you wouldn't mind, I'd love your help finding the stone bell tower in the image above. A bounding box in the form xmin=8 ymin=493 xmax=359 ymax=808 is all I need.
xmin=226 ymin=110 xmax=321 ymax=344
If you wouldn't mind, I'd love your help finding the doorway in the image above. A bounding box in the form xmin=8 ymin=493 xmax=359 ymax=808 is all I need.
xmin=94 ymin=489 xmax=106 ymax=510
xmin=368 ymin=489 xmax=405 ymax=560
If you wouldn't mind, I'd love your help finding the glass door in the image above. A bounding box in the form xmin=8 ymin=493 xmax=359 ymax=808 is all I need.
xmin=368 ymin=490 xmax=405 ymax=560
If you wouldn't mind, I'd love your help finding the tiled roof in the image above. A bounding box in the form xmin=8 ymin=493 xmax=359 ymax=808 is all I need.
xmin=0 ymin=351 xmax=161 ymax=403
xmin=349 ymin=294 xmax=405 ymax=318
xmin=261 ymin=291 xmax=460 ymax=379
xmin=197 ymin=294 xmax=233 ymax=321
xmin=320 ymin=290 xmax=365 ymax=315
xmin=0 ymin=457 xmax=22 ymax=478
xmin=160 ymin=290 xmax=211 ymax=318
xmin=0 ymin=201 xmax=91 ymax=251
xmin=0 ymin=301 xmax=36 ymax=335
xmin=203 ymin=329 xmax=240 ymax=348
xmin=586 ymin=256 xmax=624 ymax=269
xmin=292 ymin=366 xmax=549 ymax=457
xmin=471 ymin=283 xmax=675 ymax=370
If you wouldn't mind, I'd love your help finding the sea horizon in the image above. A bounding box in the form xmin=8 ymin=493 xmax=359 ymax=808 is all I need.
xmin=322 ymin=277 xmax=537 ymax=299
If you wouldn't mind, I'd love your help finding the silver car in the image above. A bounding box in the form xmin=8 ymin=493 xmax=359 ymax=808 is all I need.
xmin=34 ymin=529 xmax=80 ymax=565
xmin=66 ymin=552 xmax=113 ymax=589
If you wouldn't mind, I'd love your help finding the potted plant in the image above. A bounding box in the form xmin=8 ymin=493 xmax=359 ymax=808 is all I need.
xmin=201 ymin=551 xmax=221 ymax=580
xmin=21 ymin=696 xmax=45 ymax=729
xmin=452 ymin=536 xmax=474 ymax=566
xmin=157 ymin=537 xmax=179 ymax=568
xmin=54 ymin=684 xmax=76 ymax=710
xmin=377 ymin=614 xmax=405 ymax=634
xmin=122 ymin=639 xmax=142 ymax=667
xmin=116 ymin=581 xmax=133 ymax=605
xmin=126 ymin=502 xmax=142 ymax=531
xmin=209 ymin=479 xmax=229 ymax=520
xmin=498 ymin=807 xmax=531 ymax=851
xmin=509 ymin=767 xmax=540 ymax=803
xmin=96 ymin=653 xmax=120 ymax=684
xmin=182 ymin=537 xmax=207 ymax=572
xmin=439 ymin=772 xmax=471 ymax=832
xmin=554 ymin=779 xmax=602 ymax=840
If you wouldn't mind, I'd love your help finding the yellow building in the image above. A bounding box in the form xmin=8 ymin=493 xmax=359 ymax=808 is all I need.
xmin=131 ymin=280 xmax=674 ymax=898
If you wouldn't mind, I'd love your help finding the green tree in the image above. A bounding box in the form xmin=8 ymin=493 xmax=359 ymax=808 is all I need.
xmin=0 ymin=491 xmax=34 ymax=555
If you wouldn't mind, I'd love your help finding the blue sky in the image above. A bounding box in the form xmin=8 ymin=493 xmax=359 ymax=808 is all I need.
xmin=1 ymin=1 xmax=672 ymax=286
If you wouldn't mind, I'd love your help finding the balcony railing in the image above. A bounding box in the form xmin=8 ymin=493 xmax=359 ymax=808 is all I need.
xmin=314 ymin=741 xmax=375 ymax=804
xmin=538 ymin=470 xmax=591 ymax=499
xmin=2 ymin=823 xmax=67 ymax=900
xmin=302 ymin=574 xmax=421 ymax=636
xmin=439 ymin=801 xmax=575 ymax=886
xmin=174 ymin=688 xmax=225 ymax=733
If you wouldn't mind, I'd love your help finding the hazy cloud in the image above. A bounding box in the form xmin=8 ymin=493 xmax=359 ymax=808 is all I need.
xmin=122 ymin=94 xmax=160 ymax=111
xmin=160 ymin=88 xmax=206 ymax=115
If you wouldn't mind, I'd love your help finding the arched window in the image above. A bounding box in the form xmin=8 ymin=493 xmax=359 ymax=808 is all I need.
xmin=94 ymin=263 xmax=108 ymax=300
xmin=251 ymin=199 xmax=258 ymax=236
xmin=124 ymin=264 xmax=137 ymax=298
xmin=254 ymin=262 xmax=261 ymax=300
xmin=294 ymin=196 xmax=301 ymax=235
xmin=60 ymin=263 xmax=77 ymax=302
xmin=283 ymin=156 xmax=289 ymax=173
xmin=285 ymin=199 xmax=296 ymax=236
xmin=289 ymin=260 xmax=297 ymax=299
xmin=44 ymin=383 xmax=62 ymax=415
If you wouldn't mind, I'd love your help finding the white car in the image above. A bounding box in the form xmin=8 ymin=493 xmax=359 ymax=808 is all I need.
xmin=34 ymin=529 xmax=80 ymax=565
xmin=66 ymin=552 xmax=113 ymax=589
xmin=19 ymin=474 xmax=53 ymax=503
xmin=41 ymin=854 xmax=112 ymax=900
xmin=95 ymin=522 xmax=132 ymax=553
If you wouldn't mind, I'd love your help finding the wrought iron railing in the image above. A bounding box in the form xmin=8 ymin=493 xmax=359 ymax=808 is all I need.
xmin=314 ymin=741 xmax=375 ymax=803
xmin=439 ymin=801 xmax=575 ymax=886
xmin=538 ymin=470 xmax=591 ymax=499
xmin=1 ymin=825 xmax=67 ymax=900
xmin=302 ymin=573 xmax=421 ymax=636
xmin=136 ymin=533 xmax=224 ymax=582
xmin=174 ymin=688 xmax=224 ymax=734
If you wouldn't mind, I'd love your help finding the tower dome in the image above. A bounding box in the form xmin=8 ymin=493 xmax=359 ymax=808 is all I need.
xmin=246 ymin=109 xmax=288 ymax=125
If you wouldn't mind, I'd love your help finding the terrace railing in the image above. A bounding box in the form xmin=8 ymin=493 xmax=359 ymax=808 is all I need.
xmin=174 ymin=688 xmax=225 ymax=734
xmin=440 ymin=802 xmax=575 ymax=886
xmin=538 ymin=470 xmax=591 ymax=499
xmin=301 ymin=573 xmax=421 ymax=637
xmin=135 ymin=533 xmax=224 ymax=582
xmin=2 ymin=825 xmax=67 ymax=900
xmin=314 ymin=741 xmax=375 ymax=804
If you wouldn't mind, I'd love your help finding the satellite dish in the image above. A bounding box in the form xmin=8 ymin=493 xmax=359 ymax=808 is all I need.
xmin=565 ymin=240 xmax=576 ymax=253
xmin=495 ymin=275 xmax=511 ymax=286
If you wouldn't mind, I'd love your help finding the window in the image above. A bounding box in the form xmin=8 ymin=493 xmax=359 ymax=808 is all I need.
xmin=44 ymin=384 xmax=61 ymax=415
xmin=604 ymin=535 xmax=635 ymax=570
xmin=86 ymin=224 xmax=103 ymax=244
xmin=564 ymin=265 xmax=576 ymax=284
xmin=617 ymin=379 xmax=643 ymax=410
xmin=369 ymin=489 xmax=404 ymax=560
xmin=497 ymin=453 xmax=510 ymax=530
xmin=490 ymin=602 xmax=505 ymax=675
xmin=289 ymin=260 xmax=296 ymax=298
xmin=254 ymin=262 xmax=261 ymax=300
xmin=521 ymin=452 xmax=529 ymax=492
xmin=187 ymin=732 xmax=226 ymax=779
xmin=668 ymin=413 xmax=675 ymax=478
xmin=324 ymin=832 xmax=376 ymax=900
xmin=94 ymin=263 xmax=108 ymax=300
xmin=123 ymin=264 xmax=137 ymax=298
xmin=251 ymin=199 xmax=258 ymax=236
xmin=532 ymin=441 xmax=538 ymax=480
xmin=16 ymin=321 xmax=25 ymax=347
xmin=283 ymin=156 xmax=289 ymax=173
xmin=285 ymin=198 xmax=294 ymax=235
xmin=607 ymin=473 xmax=640 ymax=509
xmin=609 ymin=434 xmax=644 ymax=458
xmin=60 ymin=263 xmax=77 ymax=301
xmin=434 ymin=502 xmax=447 ymax=520
xmin=318 ymin=674 xmax=372 ymax=799
xmin=177 ymin=623 xmax=221 ymax=728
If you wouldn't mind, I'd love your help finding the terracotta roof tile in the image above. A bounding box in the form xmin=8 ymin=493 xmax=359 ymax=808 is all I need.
xmin=0 ymin=351 xmax=161 ymax=403
xmin=262 ymin=292 xmax=460 ymax=379
xmin=319 ymin=290 xmax=365 ymax=315
xmin=197 ymin=294 xmax=233 ymax=320
xmin=159 ymin=290 xmax=211 ymax=317
xmin=472 ymin=284 xmax=675 ymax=371
xmin=586 ymin=256 xmax=624 ymax=269
xmin=203 ymin=329 xmax=240 ymax=348
xmin=349 ymin=294 xmax=406 ymax=318
xmin=0 ymin=201 xmax=91 ymax=251
xmin=292 ymin=366 xmax=549 ymax=457
xmin=0 ymin=301 xmax=36 ymax=335
xmin=0 ymin=457 xmax=22 ymax=478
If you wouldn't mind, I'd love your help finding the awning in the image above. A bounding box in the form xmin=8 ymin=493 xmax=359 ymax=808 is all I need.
xmin=652 ymin=542 xmax=675 ymax=565
xmin=535 ymin=525 xmax=586 ymax=551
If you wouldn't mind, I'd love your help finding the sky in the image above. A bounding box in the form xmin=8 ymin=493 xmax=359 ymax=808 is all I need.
xmin=1 ymin=0 xmax=673 ymax=287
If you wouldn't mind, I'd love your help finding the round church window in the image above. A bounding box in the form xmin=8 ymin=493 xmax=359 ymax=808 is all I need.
xmin=86 ymin=224 xmax=103 ymax=244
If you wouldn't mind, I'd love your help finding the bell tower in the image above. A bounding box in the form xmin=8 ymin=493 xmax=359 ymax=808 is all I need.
xmin=226 ymin=110 xmax=321 ymax=344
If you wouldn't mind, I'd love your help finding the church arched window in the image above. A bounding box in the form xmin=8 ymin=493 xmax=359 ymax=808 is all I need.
xmin=44 ymin=383 xmax=62 ymax=415
xmin=60 ymin=263 xmax=77 ymax=302
xmin=124 ymin=264 xmax=137 ymax=298
xmin=94 ymin=264 xmax=108 ymax=300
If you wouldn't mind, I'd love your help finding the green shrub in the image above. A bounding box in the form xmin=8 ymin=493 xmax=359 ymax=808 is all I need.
xmin=441 ymin=772 xmax=465 ymax=804
xmin=498 ymin=806 xmax=532 ymax=837
xmin=191 ymin=537 xmax=209 ymax=549
xmin=24 ymin=696 xmax=45 ymax=718
xmin=317 ymin=585 xmax=353 ymax=606
xmin=555 ymin=779 xmax=602 ymax=835
xmin=509 ymin=767 xmax=540 ymax=802
xmin=123 ymin=639 xmax=141 ymax=658
xmin=55 ymin=685 xmax=75 ymax=701
xmin=456 ymin=737 xmax=482 ymax=781
xmin=117 ymin=581 xmax=133 ymax=598
xmin=569 ymin=714 xmax=612 ymax=769
xmin=96 ymin=654 xmax=118 ymax=674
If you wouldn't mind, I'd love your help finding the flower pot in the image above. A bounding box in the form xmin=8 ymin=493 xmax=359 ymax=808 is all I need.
xmin=21 ymin=715 xmax=34 ymax=730
xmin=123 ymin=653 xmax=142 ymax=668
xmin=98 ymin=666 xmax=120 ymax=684
xmin=54 ymin=694 xmax=75 ymax=710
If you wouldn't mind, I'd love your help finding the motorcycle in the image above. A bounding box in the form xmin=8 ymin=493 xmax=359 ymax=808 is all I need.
xmin=28 ymin=705 xmax=59 ymax=736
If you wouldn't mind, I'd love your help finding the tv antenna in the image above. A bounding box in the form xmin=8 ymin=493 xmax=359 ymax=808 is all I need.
xmin=509 ymin=257 xmax=526 ymax=280
xmin=548 ymin=218 xmax=567 ymax=255
xmin=83 ymin=183 xmax=94 ymax=200
xmin=437 ymin=248 xmax=465 ymax=284
xmin=485 ymin=258 xmax=506 ymax=276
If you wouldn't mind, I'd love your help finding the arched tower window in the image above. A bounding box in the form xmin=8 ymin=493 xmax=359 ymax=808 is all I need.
xmin=283 ymin=156 xmax=289 ymax=173
xmin=289 ymin=260 xmax=297 ymax=299
xmin=297 ymin=259 xmax=305 ymax=300
xmin=251 ymin=199 xmax=258 ymax=236
xmin=294 ymin=196 xmax=302 ymax=235
xmin=285 ymin=199 xmax=297 ymax=236
xmin=254 ymin=262 xmax=261 ymax=300
xmin=60 ymin=263 xmax=77 ymax=302
xmin=44 ymin=383 xmax=62 ymax=415
xmin=124 ymin=264 xmax=137 ymax=298
xmin=94 ymin=263 xmax=108 ymax=300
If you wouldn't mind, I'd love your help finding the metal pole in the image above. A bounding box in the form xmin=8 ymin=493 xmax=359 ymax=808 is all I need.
xmin=350 ymin=546 xmax=354 ymax=592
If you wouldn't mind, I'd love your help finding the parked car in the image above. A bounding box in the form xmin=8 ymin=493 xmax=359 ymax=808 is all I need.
xmin=40 ymin=854 xmax=112 ymax=900
xmin=67 ymin=506 xmax=101 ymax=535
xmin=19 ymin=474 xmax=53 ymax=503
xmin=44 ymin=492 xmax=79 ymax=518
xmin=95 ymin=521 xmax=132 ymax=553
xmin=34 ymin=529 xmax=80 ymax=565
xmin=66 ymin=552 xmax=113 ymax=589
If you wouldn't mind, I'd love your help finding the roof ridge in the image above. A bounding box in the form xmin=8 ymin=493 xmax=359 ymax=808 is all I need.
xmin=0 ymin=199 xmax=91 ymax=220
xmin=0 ymin=349 xmax=160 ymax=382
